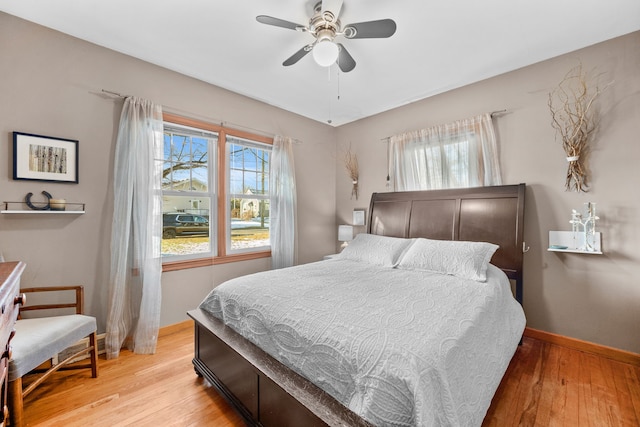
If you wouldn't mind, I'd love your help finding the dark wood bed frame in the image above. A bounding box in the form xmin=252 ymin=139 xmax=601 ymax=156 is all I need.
xmin=187 ymin=183 xmax=526 ymax=427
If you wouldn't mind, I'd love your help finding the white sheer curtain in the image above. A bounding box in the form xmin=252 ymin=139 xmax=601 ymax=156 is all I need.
xmin=106 ymin=97 xmax=163 ymax=359
xmin=389 ymin=113 xmax=502 ymax=191
xmin=269 ymin=135 xmax=297 ymax=269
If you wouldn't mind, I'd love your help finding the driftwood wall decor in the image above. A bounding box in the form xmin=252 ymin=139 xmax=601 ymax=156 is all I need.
xmin=548 ymin=63 xmax=605 ymax=192
xmin=343 ymin=148 xmax=359 ymax=200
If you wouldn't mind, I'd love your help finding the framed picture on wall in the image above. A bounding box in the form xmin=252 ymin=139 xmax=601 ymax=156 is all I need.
xmin=13 ymin=132 xmax=79 ymax=183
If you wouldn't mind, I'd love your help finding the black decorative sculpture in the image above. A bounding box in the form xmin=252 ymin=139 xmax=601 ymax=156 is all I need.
xmin=25 ymin=191 xmax=52 ymax=210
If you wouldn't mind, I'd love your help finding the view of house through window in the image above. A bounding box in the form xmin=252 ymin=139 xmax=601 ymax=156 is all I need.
xmin=161 ymin=124 xmax=216 ymax=258
xmin=160 ymin=117 xmax=272 ymax=263
xmin=227 ymin=137 xmax=270 ymax=252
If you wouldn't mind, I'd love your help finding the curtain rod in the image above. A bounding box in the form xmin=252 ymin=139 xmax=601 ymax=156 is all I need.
xmin=101 ymin=89 xmax=129 ymax=98
xmin=379 ymin=109 xmax=508 ymax=142
xmin=99 ymin=89 xmax=302 ymax=144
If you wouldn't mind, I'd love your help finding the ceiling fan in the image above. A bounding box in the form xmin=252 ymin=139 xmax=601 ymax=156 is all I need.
xmin=256 ymin=0 xmax=396 ymax=73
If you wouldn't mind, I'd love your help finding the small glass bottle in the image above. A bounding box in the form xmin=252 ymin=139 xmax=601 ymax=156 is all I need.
xmin=570 ymin=210 xmax=582 ymax=250
xmin=583 ymin=202 xmax=598 ymax=252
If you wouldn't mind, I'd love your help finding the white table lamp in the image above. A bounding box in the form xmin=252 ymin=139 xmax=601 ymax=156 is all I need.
xmin=338 ymin=225 xmax=353 ymax=250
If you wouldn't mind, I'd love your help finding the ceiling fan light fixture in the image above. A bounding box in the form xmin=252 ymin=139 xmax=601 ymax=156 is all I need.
xmin=312 ymin=40 xmax=339 ymax=67
xmin=257 ymin=2 xmax=397 ymax=72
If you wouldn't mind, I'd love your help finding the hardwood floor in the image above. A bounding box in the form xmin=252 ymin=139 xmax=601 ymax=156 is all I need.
xmin=21 ymin=321 xmax=244 ymax=427
xmin=22 ymin=321 xmax=640 ymax=426
xmin=483 ymin=336 xmax=640 ymax=427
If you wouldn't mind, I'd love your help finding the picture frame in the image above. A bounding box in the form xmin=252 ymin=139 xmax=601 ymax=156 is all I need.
xmin=353 ymin=208 xmax=366 ymax=226
xmin=13 ymin=132 xmax=79 ymax=183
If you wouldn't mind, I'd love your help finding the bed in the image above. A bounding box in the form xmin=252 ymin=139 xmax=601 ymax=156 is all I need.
xmin=187 ymin=183 xmax=526 ymax=426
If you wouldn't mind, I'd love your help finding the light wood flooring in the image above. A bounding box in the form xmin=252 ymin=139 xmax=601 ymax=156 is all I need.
xmin=21 ymin=321 xmax=640 ymax=426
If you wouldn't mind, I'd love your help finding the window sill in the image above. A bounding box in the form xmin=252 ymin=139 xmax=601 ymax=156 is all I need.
xmin=162 ymin=250 xmax=271 ymax=272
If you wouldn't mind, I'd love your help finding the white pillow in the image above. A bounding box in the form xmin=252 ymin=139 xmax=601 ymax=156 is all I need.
xmin=396 ymin=238 xmax=499 ymax=282
xmin=336 ymin=233 xmax=414 ymax=267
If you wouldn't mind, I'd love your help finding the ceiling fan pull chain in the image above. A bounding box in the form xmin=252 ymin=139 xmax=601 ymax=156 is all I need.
xmin=328 ymin=69 xmax=333 ymax=124
xmin=337 ymin=67 xmax=341 ymax=102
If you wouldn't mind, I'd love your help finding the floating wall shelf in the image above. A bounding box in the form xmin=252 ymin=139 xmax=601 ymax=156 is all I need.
xmin=548 ymin=230 xmax=602 ymax=255
xmin=1 ymin=201 xmax=85 ymax=214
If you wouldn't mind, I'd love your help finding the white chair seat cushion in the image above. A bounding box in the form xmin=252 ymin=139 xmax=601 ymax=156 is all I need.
xmin=8 ymin=314 xmax=97 ymax=381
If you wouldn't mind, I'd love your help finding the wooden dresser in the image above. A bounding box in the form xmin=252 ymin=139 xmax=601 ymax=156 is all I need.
xmin=0 ymin=262 xmax=25 ymax=427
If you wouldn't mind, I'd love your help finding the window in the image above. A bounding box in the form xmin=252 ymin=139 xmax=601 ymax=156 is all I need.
xmin=417 ymin=137 xmax=475 ymax=189
xmin=161 ymin=123 xmax=216 ymax=259
xmin=227 ymin=137 xmax=270 ymax=253
xmin=390 ymin=113 xmax=501 ymax=191
xmin=161 ymin=113 xmax=272 ymax=270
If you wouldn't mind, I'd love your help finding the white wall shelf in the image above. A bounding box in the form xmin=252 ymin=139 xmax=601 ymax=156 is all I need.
xmin=1 ymin=210 xmax=85 ymax=214
xmin=1 ymin=201 xmax=85 ymax=214
xmin=548 ymin=230 xmax=602 ymax=255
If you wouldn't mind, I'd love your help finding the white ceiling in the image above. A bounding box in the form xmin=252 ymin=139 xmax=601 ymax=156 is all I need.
xmin=2 ymin=0 xmax=639 ymax=126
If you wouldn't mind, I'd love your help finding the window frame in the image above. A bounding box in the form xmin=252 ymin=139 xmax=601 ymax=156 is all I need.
xmin=162 ymin=123 xmax=217 ymax=261
xmin=226 ymin=136 xmax=272 ymax=255
xmin=161 ymin=113 xmax=272 ymax=272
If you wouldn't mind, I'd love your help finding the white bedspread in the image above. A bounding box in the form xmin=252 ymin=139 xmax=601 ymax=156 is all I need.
xmin=199 ymin=259 xmax=525 ymax=427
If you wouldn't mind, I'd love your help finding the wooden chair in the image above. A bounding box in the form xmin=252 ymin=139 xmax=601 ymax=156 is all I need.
xmin=7 ymin=286 xmax=98 ymax=427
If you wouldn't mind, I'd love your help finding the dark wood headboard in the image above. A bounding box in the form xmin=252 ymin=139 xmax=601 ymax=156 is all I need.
xmin=367 ymin=184 xmax=526 ymax=304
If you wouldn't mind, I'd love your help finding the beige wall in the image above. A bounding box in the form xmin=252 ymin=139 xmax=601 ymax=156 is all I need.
xmin=1 ymin=12 xmax=638 ymax=354
xmin=0 ymin=13 xmax=338 ymax=330
xmin=336 ymin=32 xmax=640 ymax=353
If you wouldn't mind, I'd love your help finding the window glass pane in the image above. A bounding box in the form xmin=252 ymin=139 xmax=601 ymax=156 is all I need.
xmin=162 ymin=123 xmax=216 ymax=260
xmin=162 ymin=195 xmax=212 ymax=257
xmin=229 ymin=169 xmax=244 ymax=194
xmin=163 ymin=130 xmax=216 ymax=192
xmin=227 ymin=136 xmax=271 ymax=253
xmin=230 ymin=198 xmax=270 ymax=251
xmin=162 ymin=160 xmax=172 ymax=188
xmin=191 ymin=137 xmax=209 ymax=190
xmin=228 ymin=140 xmax=270 ymax=197
xmin=256 ymin=172 xmax=269 ymax=194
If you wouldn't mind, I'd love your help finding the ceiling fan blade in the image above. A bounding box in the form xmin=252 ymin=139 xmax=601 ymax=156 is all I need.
xmin=283 ymin=44 xmax=313 ymax=66
xmin=320 ymin=0 xmax=343 ymax=21
xmin=337 ymin=44 xmax=356 ymax=73
xmin=256 ymin=15 xmax=303 ymax=31
xmin=344 ymin=19 xmax=397 ymax=39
